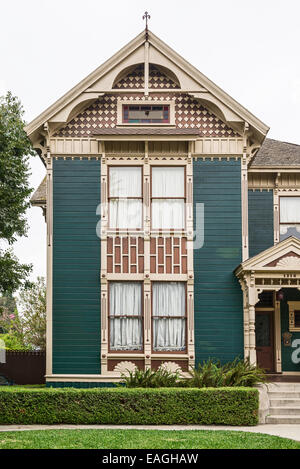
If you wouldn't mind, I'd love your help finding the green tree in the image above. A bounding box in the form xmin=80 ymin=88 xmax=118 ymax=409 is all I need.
xmin=0 ymin=91 xmax=35 ymax=293
xmin=0 ymin=291 xmax=17 ymax=333
xmin=0 ymin=332 xmax=26 ymax=350
xmin=18 ymin=277 xmax=46 ymax=350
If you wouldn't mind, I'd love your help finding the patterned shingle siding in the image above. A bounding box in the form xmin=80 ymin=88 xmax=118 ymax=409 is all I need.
xmin=52 ymin=158 xmax=101 ymax=374
xmin=248 ymin=190 xmax=274 ymax=258
xmin=113 ymin=64 xmax=179 ymax=89
xmin=54 ymin=93 xmax=239 ymax=138
xmin=193 ymin=159 xmax=244 ymax=363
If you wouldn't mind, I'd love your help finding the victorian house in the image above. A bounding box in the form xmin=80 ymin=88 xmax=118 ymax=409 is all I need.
xmin=28 ymin=28 xmax=300 ymax=387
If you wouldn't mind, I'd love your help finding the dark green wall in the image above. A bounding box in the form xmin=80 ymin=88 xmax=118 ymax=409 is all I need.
xmin=248 ymin=190 xmax=274 ymax=258
xmin=52 ymin=159 xmax=101 ymax=374
xmin=193 ymin=159 xmax=243 ymax=364
xmin=280 ymin=289 xmax=300 ymax=372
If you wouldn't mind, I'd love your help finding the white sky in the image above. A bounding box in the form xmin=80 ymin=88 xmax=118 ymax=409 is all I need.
xmin=1 ymin=0 xmax=300 ymax=281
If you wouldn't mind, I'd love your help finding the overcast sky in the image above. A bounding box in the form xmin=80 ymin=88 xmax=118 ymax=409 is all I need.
xmin=1 ymin=0 xmax=300 ymax=281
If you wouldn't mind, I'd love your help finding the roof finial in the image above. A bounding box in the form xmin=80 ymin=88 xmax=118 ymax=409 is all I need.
xmin=143 ymin=11 xmax=151 ymax=40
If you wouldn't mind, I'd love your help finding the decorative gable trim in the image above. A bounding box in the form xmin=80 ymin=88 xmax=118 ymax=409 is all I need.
xmin=235 ymin=236 xmax=300 ymax=274
xmin=25 ymin=30 xmax=269 ymax=144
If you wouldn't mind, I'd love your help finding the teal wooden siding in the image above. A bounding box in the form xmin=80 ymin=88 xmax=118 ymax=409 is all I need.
xmin=52 ymin=159 xmax=101 ymax=374
xmin=193 ymin=159 xmax=243 ymax=364
xmin=280 ymin=289 xmax=300 ymax=372
xmin=248 ymin=190 xmax=274 ymax=258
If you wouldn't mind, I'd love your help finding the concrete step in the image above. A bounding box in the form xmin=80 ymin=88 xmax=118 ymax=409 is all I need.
xmin=270 ymin=398 xmax=300 ymax=407
xmin=268 ymin=392 xmax=300 ymax=399
xmin=269 ymin=406 xmax=300 ymax=415
xmin=266 ymin=415 xmax=300 ymax=424
xmin=267 ymin=384 xmax=300 ymax=392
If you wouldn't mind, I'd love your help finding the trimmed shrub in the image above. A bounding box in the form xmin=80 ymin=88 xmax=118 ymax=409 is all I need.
xmin=0 ymin=387 xmax=259 ymax=426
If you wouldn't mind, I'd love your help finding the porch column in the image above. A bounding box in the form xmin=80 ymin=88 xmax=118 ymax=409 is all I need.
xmin=239 ymin=278 xmax=250 ymax=361
xmin=247 ymin=272 xmax=258 ymax=365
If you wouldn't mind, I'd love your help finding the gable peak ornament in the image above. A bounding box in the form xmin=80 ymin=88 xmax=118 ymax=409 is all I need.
xmin=143 ymin=11 xmax=151 ymax=40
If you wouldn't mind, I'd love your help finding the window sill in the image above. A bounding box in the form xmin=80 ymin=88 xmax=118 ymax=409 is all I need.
xmin=117 ymin=124 xmax=176 ymax=127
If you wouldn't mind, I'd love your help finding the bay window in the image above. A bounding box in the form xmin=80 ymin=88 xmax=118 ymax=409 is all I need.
xmin=280 ymin=197 xmax=300 ymax=241
xmin=151 ymin=167 xmax=185 ymax=230
xmin=109 ymin=166 xmax=142 ymax=229
xmin=152 ymin=282 xmax=186 ymax=352
xmin=109 ymin=282 xmax=143 ymax=351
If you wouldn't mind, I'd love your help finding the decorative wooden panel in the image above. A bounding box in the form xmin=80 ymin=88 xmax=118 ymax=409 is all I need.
xmin=150 ymin=237 xmax=187 ymax=274
xmin=107 ymin=236 xmax=144 ymax=273
xmin=151 ymin=360 xmax=188 ymax=372
xmin=107 ymin=359 xmax=145 ymax=372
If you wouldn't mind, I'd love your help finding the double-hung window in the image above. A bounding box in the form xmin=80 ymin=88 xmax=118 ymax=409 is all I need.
xmin=109 ymin=166 xmax=142 ymax=229
xmin=280 ymin=197 xmax=300 ymax=241
xmin=109 ymin=282 xmax=143 ymax=351
xmin=152 ymin=282 xmax=186 ymax=352
xmin=151 ymin=167 xmax=185 ymax=230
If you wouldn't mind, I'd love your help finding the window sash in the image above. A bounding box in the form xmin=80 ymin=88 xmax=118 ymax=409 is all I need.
xmin=151 ymin=167 xmax=185 ymax=230
xmin=109 ymin=199 xmax=142 ymax=229
xmin=280 ymin=197 xmax=300 ymax=223
xmin=109 ymin=282 xmax=143 ymax=351
xmin=152 ymin=282 xmax=186 ymax=352
xmin=152 ymin=167 xmax=184 ymax=198
xmin=152 ymin=199 xmax=185 ymax=230
xmin=123 ymin=105 xmax=170 ymax=123
xmin=109 ymin=167 xmax=142 ymax=229
xmin=109 ymin=167 xmax=142 ymax=197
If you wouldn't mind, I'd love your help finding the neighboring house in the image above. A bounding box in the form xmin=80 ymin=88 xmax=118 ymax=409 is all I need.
xmin=27 ymin=29 xmax=300 ymax=387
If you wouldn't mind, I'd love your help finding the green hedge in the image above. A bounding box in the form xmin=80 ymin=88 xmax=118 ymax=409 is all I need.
xmin=0 ymin=387 xmax=258 ymax=426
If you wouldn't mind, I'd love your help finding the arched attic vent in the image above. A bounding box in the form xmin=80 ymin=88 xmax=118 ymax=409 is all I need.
xmin=112 ymin=63 xmax=180 ymax=89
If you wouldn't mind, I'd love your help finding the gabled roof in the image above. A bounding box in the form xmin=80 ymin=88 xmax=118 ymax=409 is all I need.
xmin=235 ymin=237 xmax=300 ymax=275
xmin=25 ymin=29 xmax=269 ymax=144
xmin=251 ymin=138 xmax=300 ymax=167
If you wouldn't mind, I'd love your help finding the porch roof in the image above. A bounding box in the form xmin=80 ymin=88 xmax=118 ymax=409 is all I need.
xmin=235 ymin=237 xmax=300 ymax=277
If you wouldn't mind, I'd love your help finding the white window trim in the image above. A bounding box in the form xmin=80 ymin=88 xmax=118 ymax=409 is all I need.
xmin=274 ymin=190 xmax=300 ymax=244
xmin=117 ymin=99 xmax=176 ymax=126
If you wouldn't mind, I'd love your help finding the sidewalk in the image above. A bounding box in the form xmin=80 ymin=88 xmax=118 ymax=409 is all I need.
xmin=0 ymin=424 xmax=300 ymax=441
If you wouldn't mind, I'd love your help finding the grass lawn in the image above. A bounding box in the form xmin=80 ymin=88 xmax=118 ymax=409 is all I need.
xmin=0 ymin=429 xmax=299 ymax=449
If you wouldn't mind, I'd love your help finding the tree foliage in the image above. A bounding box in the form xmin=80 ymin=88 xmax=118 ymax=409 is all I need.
xmin=0 ymin=291 xmax=17 ymax=333
xmin=18 ymin=277 xmax=46 ymax=350
xmin=0 ymin=92 xmax=34 ymax=293
xmin=0 ymin=278 xmax=46 ymax=350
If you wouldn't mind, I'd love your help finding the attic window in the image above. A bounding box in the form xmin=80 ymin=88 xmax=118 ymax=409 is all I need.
xmin=123 ymin=105 xmax=170 ymax=124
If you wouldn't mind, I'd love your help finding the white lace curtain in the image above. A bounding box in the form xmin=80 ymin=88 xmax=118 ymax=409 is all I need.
xmin=109 ymin=167 xmax=142 ymax=229
xmin=152 ymin=282 xmax=186 ymax=351
xmin=152 ymin=167 xmax=185 ymax=229
xmin=109 ymin=282 xmax=143 ymax=351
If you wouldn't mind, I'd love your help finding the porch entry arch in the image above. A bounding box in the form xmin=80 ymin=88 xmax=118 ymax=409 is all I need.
xmin=235 ymin=236 xmax=300 ymax=372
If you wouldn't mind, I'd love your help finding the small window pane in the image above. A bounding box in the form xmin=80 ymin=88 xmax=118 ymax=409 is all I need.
xmin=152 ymin=167 xmax=184 ymax=197
xmin=280 ymin=197 xmax=300 ymax=223
xmin=152 ymin=199 xmax=184 ymax=229
xmin=109 ymin=167 xmax=141 ymax=197
xmin=295 ymin=311 xmax=300 ymax=328
xmin=109 ymin=199 xmax=142 ymax=229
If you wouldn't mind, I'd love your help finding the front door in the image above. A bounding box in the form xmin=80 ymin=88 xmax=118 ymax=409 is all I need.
xmin=255 ymin=310 xmax=275 ymax=371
